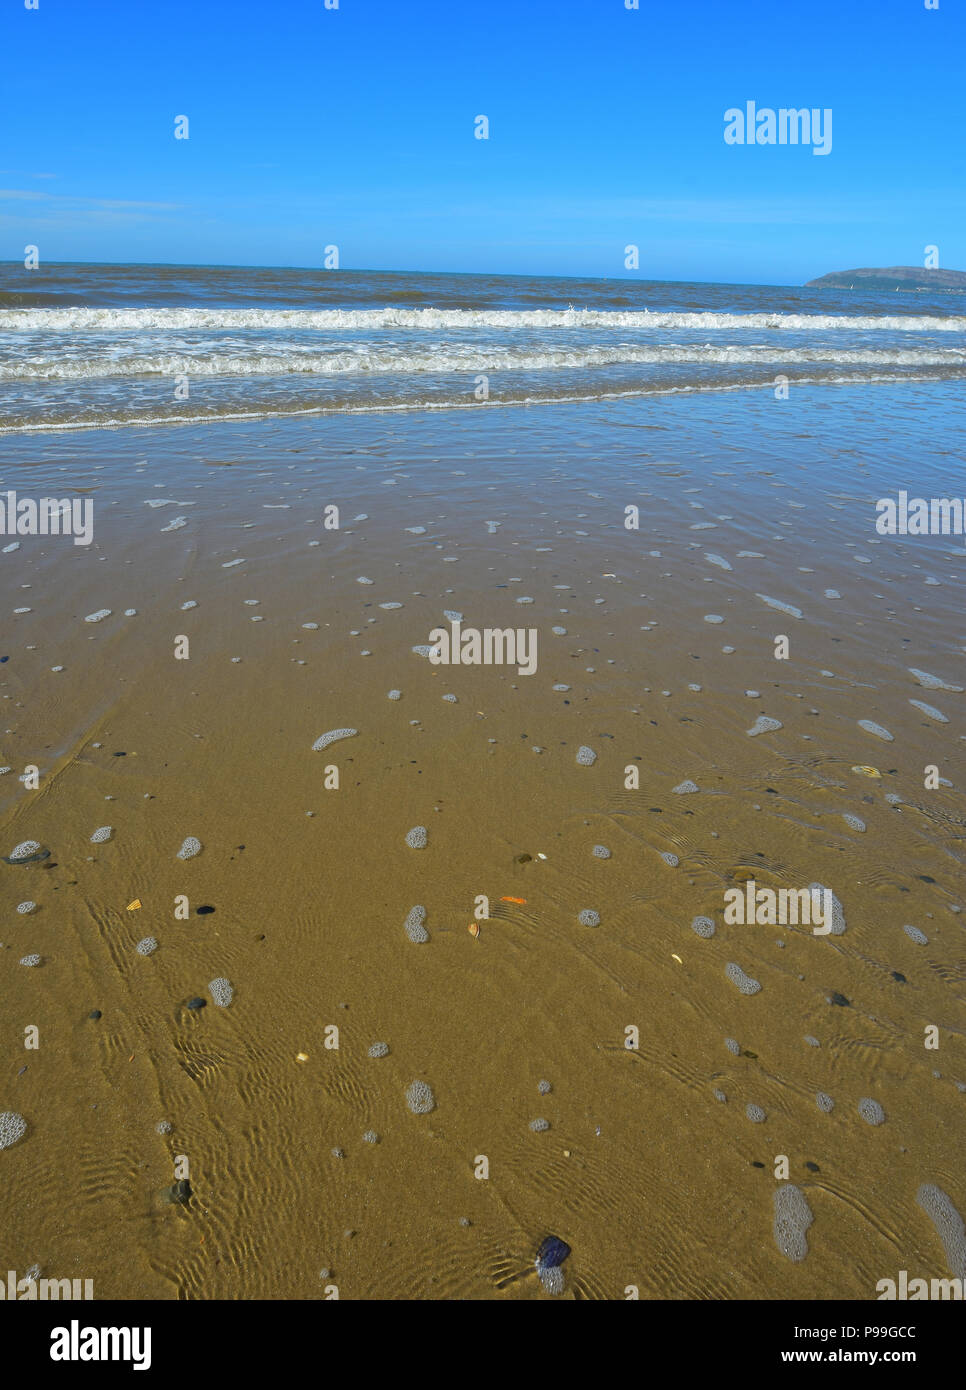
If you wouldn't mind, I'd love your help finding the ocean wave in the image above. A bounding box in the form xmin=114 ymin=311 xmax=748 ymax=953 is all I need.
xmin=2 ymin=306 xmax=965 ymax=333
xmin=3 ymin=344 xmax=963 ymax=381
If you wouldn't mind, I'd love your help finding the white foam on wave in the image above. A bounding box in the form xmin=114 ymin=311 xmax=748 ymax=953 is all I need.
xmin=5 ymin=306 xmax=965 ymax=333
xmin=3 ymin=343 xmax=963 ymax=382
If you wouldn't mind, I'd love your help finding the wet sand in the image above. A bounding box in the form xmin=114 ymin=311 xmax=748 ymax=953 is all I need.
xmin=2 ymin=384 xmax=965 ymax=1299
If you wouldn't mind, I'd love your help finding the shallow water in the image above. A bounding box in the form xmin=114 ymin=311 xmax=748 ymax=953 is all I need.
xmin=0 ymin=378 xmax=964 ymax=1299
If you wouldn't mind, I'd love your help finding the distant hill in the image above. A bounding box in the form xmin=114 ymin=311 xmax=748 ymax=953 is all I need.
xmin=806 ymin=266 xmax=966 ymax=292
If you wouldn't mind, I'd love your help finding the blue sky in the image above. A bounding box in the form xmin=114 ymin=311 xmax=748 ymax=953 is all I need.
xmin=1 ymin=0 xmax=962 ymax=284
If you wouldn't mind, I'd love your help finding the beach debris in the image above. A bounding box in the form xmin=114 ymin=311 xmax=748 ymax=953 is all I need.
xmin=501 ymin=896 xmax=526 ymax=904
xmin=851 ymin=765 xmax=881 ymax=778
xmin=536 ymin=1236 xmax=571 ymax=1270
xmin=127 ymin=899 xmax=142 ymax=911
xmin=467 ymin=921 xmax=480 ymax=938
xmin=296 ymin=1052 xmax=309 ymax=1063
xmin=161 ymin=1179 xmax=192 ymax=1206
xmin=312 ymin=728 xmax=358 ymax=752
xmin=186 ymin=997 xmax=207 ymax=1011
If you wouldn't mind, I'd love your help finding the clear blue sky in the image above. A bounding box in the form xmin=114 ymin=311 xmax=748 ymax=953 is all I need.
xmin=2 ymin=0 xmax=962 ymax=284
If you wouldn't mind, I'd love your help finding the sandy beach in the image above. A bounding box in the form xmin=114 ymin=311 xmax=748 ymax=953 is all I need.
xmin=2 ymin=380 xmax=964 ymax=1298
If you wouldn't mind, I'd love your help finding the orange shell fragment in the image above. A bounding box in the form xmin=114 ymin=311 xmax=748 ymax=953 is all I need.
xmin=500 ymin=896 xmax=527 ymax=904
xmin=467 ymin=922 xmax=481 ymax=938
xmin=126 ymin=899 xmax=142 ymax=911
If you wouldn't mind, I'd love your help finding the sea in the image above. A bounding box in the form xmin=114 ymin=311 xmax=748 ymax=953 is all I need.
xmin=1 ymin=262 xmax=964 ymax=433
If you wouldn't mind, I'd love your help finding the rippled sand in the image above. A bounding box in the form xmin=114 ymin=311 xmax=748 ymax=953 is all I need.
xmin=1 ymin=385 xmax=964 ymax=1299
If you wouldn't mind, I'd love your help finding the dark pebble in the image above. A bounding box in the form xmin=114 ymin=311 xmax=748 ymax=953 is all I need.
xmin=161 ymin=1178 xmax=192 ymax=1206
xmin=88 ymin=1010 xmax=102 ymax=1020
xmin=186 ymin=997 xmax=207 ymax=1011
xmin=196 ymin=905 xmax=216 ymax=915
xmin=828 ymin=992 xmax=850 ymax=1007
xmin=892 ymin=971 xmax=906 ymax=983
xmin=112 ymin=751 xmax=127 ymax=757
xmin=515 ymin=853 xmax=532 ymax=864
xmin=751 ymin=1160 xmax=765 ymax=1169
xmin=805 ymin=1161 xmax=820 ymax=1172
xmin=536 ymin=1235 xmax=571 ymax=1269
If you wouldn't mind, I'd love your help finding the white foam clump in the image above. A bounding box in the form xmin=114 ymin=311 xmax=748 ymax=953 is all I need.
xmin=660 ymin=851 xmax=679 ymax=867
xmin=816 ymin=1091 xmax=834 ymax=1113
xmin=903 ymin=924 xmax=928 ymax=945
xmin=673 ymin=780 xmax=699 ymax=794
xmin=379 ymin=602 xmax=403 ymax=610
xmin=404 ymin=905 xmax=428 ymax=943
xmin=412 ymin=644 xmax=438 ymax=658
xmin=406 ymin=1079 xmax=435 ymax=1114
xmin=90 ymin=826 xmax=112 ymax=843
xmin=7 ymin=841 xmax=40 ymax=861
xmin=578 ymin=909 xmax=600 ymax=927
xmin=84 ymin=609 xmax=112 ymax=623
xmin=773 ymin=1185 xmax=814 ymax=1262
xmin=704 ymin=553 xmax=732 ymax=570
xmin=181 ymin=600 xmax=198 ymax=611
xmin=161 ymin=517 xmax=187 ymax=532
xmin=746 ymin=1103 xmax=767 ymax=1123
xmin=405 ymin=527 xmax=426 ymax=535
xmin=551 ymin=626 xmax=567 ymax=635
xmin=0 ymin=1112 xmax=27 ymax=1150
xmin=538 ymin=1265 xmax=564 ymax=1296
xmin=807 ymin=883 xmax=846 ymax=935
xmin=726 ymin=962 xmax=761 ymax=995
xmin=858 ymin=1097 xmax=885 ymax=1126
xmin=387 ymin=690 xmax=402 ymax=700
xmin=747 ymin=715 xmax=783 ymax=737
xmin=859 ymin=719 xmax=893 ymax=741
xmin=17 ymin=902 xmax=36 ymax=914
xmin=443 ymin=610 xmax=463 ymax=622
xmin=909 ymin=668 xmax=963 ymax=692
xmin=136 ymin=937 xmax=158 ymax=956
xmin=909 ymin=699 xmax=948 ymax=723
xmin=209 ymin=977 xmax=233 ymax=1007
xmin=691 ymin=916 xmax=715 ymax=938
xmin=842 ymin=814 xmax=865 ymax=832
xmin=755 ymin=593 xmax=803 ymax=620
xmin=703 ymin=614 xmax=724 ymax=624
xmin=176 ymin=837 xmax=202 ymax=860
xmin=221 ymin=558 xmax=245 ymax=567
xmin=20 ymin=954 xmax=41 ymax=967
xmin=529 ymin=1118 xmax=550 ymax=1132
xmin=917 ymin=1184 xmax=966 ymax=1280
xmin=312 ymin=728 xmax=358 ymax=752
xmin=405 ymin=826 xmax=427 ymax=850
xmin=592 ymin=845 xmax=611 ymax=859
xmin=368 ymin=1042 xmax=389 ymax=1058
xmin=576 ymin=745 xmax=597 ymax=766
xmin=356 ymin=576 xmax=374 ymax=585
